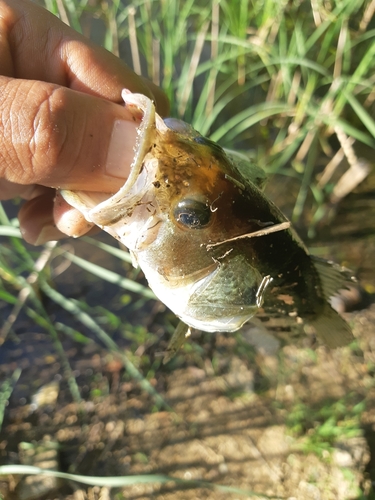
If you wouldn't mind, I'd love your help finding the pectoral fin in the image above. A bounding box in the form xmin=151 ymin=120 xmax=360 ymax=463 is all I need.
xmin=163 ymin=321 xmax=191 ymax=364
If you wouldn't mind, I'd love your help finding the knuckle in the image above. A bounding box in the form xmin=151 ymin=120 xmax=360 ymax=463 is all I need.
xmin=0 ymin=78 xmax=25 ymax=181
xmin=1 ymin=77 xmax=97 ymax=189
xmin=0 ymin=79 xmax=74 ymax=185
xmin=30 ymin=85 xmax=77 ymax=182
xmin=30 ymin=86 xmax=65 ymax=162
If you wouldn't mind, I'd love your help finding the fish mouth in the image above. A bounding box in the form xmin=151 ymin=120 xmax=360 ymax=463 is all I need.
xmin=60 ymin=93 xmax=159 ymax=227
xmin=59 ymin=91 xmax=173 ymax=248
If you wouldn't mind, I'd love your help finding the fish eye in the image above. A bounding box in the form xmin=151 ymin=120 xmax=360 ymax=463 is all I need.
xmin=173 ymin=199 xmax=211 ymax=229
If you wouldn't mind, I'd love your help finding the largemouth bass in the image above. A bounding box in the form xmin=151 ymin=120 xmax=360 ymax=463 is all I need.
xmin=61 ymin=90 xmax=355 ymax=350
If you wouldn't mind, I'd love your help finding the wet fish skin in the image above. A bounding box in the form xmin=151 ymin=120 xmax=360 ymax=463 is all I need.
xmin=142 ymin=121 xmax=354 ymax=346
xmin=61 ymin=91 xmax=355 ymax=347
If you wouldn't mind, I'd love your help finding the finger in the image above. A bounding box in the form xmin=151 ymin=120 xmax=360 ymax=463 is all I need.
xmin=18 ymin=191 xmax=101 ymax=245
xmin=53 ymin=192 xmax=95 ymax=238
xmin=0 ymin=0 xmax=169 ymax=115
xmin=0 ymin=76 xmax=139 ymax=191
xmin=0 ymin=180 xmax=50 ymax=200
xmin=18 ymin=192 xmax=68 ymax=245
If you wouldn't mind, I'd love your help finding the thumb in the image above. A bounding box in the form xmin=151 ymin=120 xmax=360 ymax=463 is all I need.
xmin=0 ymin=76 xmax=137 ymax=192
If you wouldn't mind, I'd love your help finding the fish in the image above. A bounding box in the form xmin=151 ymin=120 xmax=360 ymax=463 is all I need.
xmin=60 ymin=89 xmax=356 ymax=354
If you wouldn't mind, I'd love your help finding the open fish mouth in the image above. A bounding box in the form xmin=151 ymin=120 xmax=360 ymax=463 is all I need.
xmin=60 ymin=91 xmax=167 ymax=247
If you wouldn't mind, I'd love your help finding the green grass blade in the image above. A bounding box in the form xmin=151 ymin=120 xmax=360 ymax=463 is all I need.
xmin=82 ymin=237 xmax=133 ymax=263
xmin=0 ymin=368 xmax=22 ymax=431
xmin=210 ymin=102 xmax=293 ymax=144
xmin=38 ymin=279 xmax=171 ymax=411
xmin=26 ymin=307 xmax=82 ymax=404
xmin=0 ymin=465 xmax=281 ymax=498
xmin=61 ymin=251 xmax=155 ymax=299
xmin=343 ymin=90 xmax=375 ymax=138
xmin=0 ymin=226 xmax=22 ymax=238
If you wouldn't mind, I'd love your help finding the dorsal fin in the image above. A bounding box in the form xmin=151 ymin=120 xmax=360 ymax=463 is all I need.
xmin=225 ymin=149 xmax=268 ymax=190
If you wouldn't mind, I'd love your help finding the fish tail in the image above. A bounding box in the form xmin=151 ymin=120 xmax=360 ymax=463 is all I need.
xmin=308 ymin=302 xmax=354 ymax=348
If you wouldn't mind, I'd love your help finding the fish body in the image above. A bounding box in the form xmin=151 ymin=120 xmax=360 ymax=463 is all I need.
xmin=61 ymin=91 xmax=355 ymax=347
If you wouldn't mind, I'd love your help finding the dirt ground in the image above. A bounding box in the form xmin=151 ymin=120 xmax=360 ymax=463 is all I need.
xmin=0 ymin=171 xmax=375 ymax=500
xmin=0 ymin=303 xmax=374 ymax=500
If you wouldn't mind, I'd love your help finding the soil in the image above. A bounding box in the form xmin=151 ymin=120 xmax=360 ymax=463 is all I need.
xmin=0 ymin=169 xmax=374 ymax=500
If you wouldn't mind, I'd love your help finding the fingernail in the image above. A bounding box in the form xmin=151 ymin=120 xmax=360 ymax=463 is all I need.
xmin=25 ymin=224 xmax=65 ymax=246
xmin=106 ymin=120 xmax=138 ymax=179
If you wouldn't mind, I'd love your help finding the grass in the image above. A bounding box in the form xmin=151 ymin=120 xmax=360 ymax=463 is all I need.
xmin=286 ymin=397 xmax=366 ymax=458
xmin=0 ymin=464 xmax=281 ymax=499
xmin=1 ymin=0 xmax=375 ymax=497
xmin=83 ymin=0 xmax=374 ymax=230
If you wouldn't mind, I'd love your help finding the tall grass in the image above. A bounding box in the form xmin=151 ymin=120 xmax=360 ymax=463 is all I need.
xmin=113 ymin=0 xmax=375 ymax=226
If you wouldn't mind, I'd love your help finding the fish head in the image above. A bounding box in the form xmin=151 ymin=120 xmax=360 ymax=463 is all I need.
xmin=61 ymin=91 xmax=277 ymax=332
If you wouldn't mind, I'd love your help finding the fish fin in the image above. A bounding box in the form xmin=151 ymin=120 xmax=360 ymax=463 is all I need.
xmin=311 ymin=255 xmax=357 ymax=301
xmin=163 ymin=321 xmax=190 ymax=364
xmin=310 ymin=256 xmax=355 ymax=347
xmin=224 ymin=150 xmax=268 ymax=190
xmin=308 ymin=302 xmax=354 ymax=348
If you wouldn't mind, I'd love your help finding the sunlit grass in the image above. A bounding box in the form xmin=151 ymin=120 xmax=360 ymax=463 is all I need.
xmin=0 ymin=465 xmax=279 ymax=498
xmin=109 ymin=0 xmax=374 ymax=226
xmin=286 ymin=397 xmax=365 ymax=458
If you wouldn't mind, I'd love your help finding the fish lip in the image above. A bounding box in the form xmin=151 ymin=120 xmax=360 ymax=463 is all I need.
xmin=87 ymin=93 xmax=157 ymax=225
xmin=61 ymin=91 xmax=166 ymax=228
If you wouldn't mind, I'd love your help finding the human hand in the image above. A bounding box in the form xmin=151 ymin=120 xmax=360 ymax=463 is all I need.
xmin=0 ymin=0 xmax=169 ymax=244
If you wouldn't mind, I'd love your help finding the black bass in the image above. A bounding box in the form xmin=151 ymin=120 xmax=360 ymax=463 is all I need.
xmin=61 ymin=90 xmax=355 ymax=348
